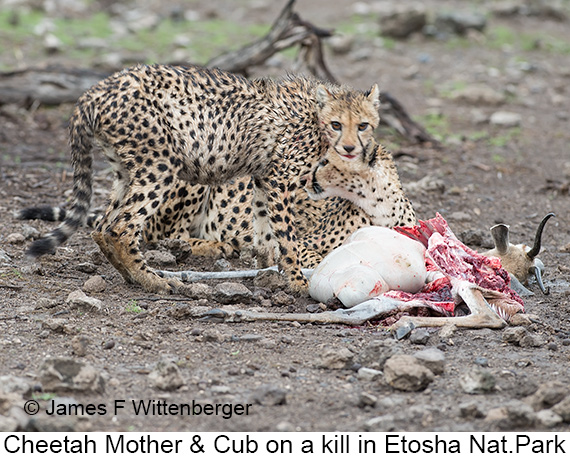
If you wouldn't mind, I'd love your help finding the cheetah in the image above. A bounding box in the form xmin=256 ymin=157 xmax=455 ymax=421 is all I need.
xmin=297 ymin=137 xmax=416 ymax=267
xmin=24 ymin=63 xmax=380 ymax=294
xmin=19 ymin=136 xmax=414 ymax=273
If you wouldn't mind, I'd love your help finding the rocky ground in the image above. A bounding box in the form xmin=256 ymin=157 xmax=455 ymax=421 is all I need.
xmin=0 ymin=0 xmax=570 ymax=433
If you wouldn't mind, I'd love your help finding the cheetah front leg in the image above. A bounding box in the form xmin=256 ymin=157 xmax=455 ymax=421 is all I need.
xmin=251 ymin=182 xmax=279 ymax=268
xmin=253 ymin=176 xmax=308 ymax=294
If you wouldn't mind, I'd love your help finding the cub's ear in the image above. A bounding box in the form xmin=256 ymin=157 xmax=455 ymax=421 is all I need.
xmin=316 ymin=84 xmax=332 ymax=109
xmin=366 ymin=84 xmax=381 ymax=111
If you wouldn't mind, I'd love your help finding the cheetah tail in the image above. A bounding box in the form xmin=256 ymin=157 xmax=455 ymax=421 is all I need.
xmin=26 ymin=104 xmax=96 ymax=258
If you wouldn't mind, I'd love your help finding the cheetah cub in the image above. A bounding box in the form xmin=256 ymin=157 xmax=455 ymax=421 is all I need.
xmin=299 ymin=138 xmax=416 ymax=267
xmin=25 ymin=64 xmax=379 ymax=294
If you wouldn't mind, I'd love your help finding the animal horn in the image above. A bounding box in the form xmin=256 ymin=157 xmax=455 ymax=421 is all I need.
xmin=489 ymin=224 xmax=510 ymax=255
xmin=529 ymin=263 xmax=549 ymax=295
xmin=526 ymin=213 xmax=555 ymax=260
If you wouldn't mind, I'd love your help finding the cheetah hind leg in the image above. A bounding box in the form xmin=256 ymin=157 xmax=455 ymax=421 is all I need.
xmin=93 ymin=198 xmax=184 ymax=294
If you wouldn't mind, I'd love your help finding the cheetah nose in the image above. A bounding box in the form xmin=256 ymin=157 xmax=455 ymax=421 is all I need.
xmin=343 ymin=145 xmax=355 ymax=153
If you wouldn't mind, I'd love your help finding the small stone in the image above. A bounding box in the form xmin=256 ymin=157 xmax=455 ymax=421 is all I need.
xmin=0 ymin=375 xmax=32 ymax=395
xmin=44 ymin=33 xmax=63 ymax=53
xmin=409 ymin=328 xmax=431 ymax=345
xmin=71 ymin=336 xmax=90 ymax=357
xmin=6 ymin=233 xmax=25 ymax=244
xmin=20 ymin=224 xmax=40 ymax=239
xmin=272 ymin=290 xmax=295 ymax=307
xmin=317 ymin=348 xmax=354 ymax=370
xmin=451 ymin=85 xmax=506 ymax=106
xmin=145 ymin=250 xmax=177 ymax=268
xmin=384 ymin=354 xmax=434 ymax=392
xmin=502 ymin=326 xmax=528 ymax=345
xmin=328 ymin=34 xmax=354 ymax=54
xmin=536 ymin=409 xmax=563 ymax=428
xmin=364 ymin=414 xmax=397 ymax=432
xmin=38 ymin=358 xmax=105 ymax=394
xmin=524 ymin=381 xmax=567 ymax=411
xmin=509 ymin=313 xmax=536 ymax=326
xmin=238 ymin=334 xmax=263 ymax=342
xmin=413 ymin=348 xmax=445 ymax=375
xmin=179 ymin=282 xmax=214 ymax=299
xmin=490 ymin=111 xmax=522 ymax=127
xmin=551 ymin=396 xmax=570 ymax=422
xmin=490 ymin=2 xmax=521 ymax=17
xmin=433 ymin=11 xmax=486 ymax=35
xmin=250 ymin=385 xmax=287 ymax=406
xmin=275 ymin=421 xmax=295 ymax=432
xmin=459 ymin=400 xmax=486 ymax=418
xmin=449 ymin=211 xmax=472 ymax=222
xmin=66 ymin=289 xmax=103 ymax=312
xmin=148 ymin=359 xmax=186 ymax=391
xmin=214 ymin=282 xmax=253 ymax=304
xmin=356 ymin=339 xmax=402 ymax=370
xmin=213 ymin=258 xmax=232 ymax=271
xmin=82 ymin=276 xmax=106 ymax=294
xmin=358 ymin=392 xmax=377 ymax=408
xmin=459 ymin=366 xmax=496 ymax=394
xmin=253 ymin=269 xmax=287 ymax=290
xmin=35 ymin=298 xmax=59 ymax=309
xmin=102 ymin=340 xmax=115 ymax=350
xmin=474 ymin=356 xmax=489 ymax=367
xmin=495 ymin=400 xmax=537 ymax=430
xmin=404 ymin=175 xmax=446 ymax=197
xmin=519 ymin=333 xmax=547 ymax=348
xmin=201 ymin=329 xmax=224 ymax=343
xmin=42 ymin=318 xmax=68 ymax=334
xmin=357 ymin=367 xmax=382 ymax=381
xmin=306 ymin=303 xmax=322 ymax=313
xmin=0 ymin=416 xmax=18 ymax=432
xmin=378 ymin=5 xmax=427 ymax=39
xmin=75 ymin=262 xmax=97 ymax=274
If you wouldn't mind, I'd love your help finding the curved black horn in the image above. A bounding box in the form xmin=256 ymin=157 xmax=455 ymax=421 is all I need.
xmin=526 ymin=213 xmax=555 ymax=259
xmin=529 ymin=265 xmax=550 ymax=295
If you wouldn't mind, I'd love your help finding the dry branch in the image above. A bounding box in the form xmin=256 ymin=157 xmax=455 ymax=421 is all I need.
xmin=0 ymin=0 xmax=435 ymax=144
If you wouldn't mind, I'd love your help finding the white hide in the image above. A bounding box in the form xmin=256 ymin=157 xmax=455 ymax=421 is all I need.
xmin=308 ymin=226 xmax=428 ymax=307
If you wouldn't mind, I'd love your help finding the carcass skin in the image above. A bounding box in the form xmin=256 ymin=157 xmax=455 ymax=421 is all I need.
xmin=308 ymin=226 xmax=427 ymax=307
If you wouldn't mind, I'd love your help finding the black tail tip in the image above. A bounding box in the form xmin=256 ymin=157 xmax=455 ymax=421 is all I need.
xmin=15 ymin=205 xmax=63 ymax=221
xmin=26 ymin=239 xmax=57 ymax=258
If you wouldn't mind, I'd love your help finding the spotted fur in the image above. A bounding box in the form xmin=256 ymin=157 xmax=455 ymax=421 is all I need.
xmin=299 ymin=138 xmax=416 ymax=266
xmin=23 ymin=63 xmax=380 ymax=294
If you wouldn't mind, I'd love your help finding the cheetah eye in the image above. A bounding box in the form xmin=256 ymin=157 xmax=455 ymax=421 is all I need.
xmin=331 ymin=121 xmax=342 ymax=131
xmin=358 ymin=122 xmax=369 ymax=131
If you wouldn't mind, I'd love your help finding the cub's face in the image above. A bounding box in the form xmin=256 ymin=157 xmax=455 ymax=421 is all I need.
xmin=316 ymin=84 xmax=380 ymax=161
xmin=302 ymin=143 xmax=373 ymax=201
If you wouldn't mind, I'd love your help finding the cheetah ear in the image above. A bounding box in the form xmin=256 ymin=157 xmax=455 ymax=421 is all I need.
xmin=366 ymin=84 xmax=381 ymax=111
xmin=316 ymin=84 xmax=332 ymax=109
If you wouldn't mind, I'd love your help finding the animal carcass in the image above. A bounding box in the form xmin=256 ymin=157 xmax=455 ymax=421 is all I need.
xmin=308 ymin=214 xmax=524 ymax=329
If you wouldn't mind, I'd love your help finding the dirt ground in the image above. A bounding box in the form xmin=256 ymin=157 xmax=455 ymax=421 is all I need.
xmin=1 ymin=0 xmax=570 ymax=433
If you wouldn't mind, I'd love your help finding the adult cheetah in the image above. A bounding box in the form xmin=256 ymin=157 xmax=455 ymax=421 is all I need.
xmin=19 ymin=135 xmax=414 ymax=273
xmin=24 ymin=64 xmax=380 ymax=294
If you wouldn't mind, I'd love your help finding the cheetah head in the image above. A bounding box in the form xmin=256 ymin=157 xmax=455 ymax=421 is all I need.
xmin=301 ymin=139 xmax=378 ymax=201
xmin=316 ymin=83 xmax=380 ymax=161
